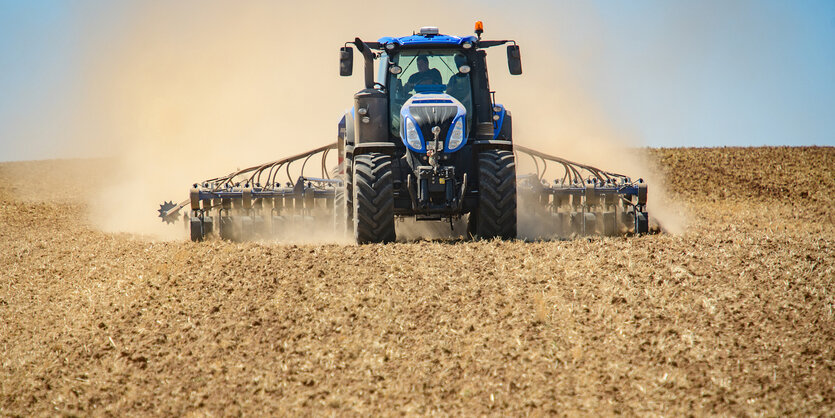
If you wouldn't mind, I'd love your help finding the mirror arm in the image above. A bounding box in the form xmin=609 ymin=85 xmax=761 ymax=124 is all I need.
xmin=353 ymin=38 xmax=376 ymax=89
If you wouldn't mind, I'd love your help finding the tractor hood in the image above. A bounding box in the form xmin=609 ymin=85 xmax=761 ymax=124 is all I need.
xmin=399 ymin=89 xmax=467 ymax=154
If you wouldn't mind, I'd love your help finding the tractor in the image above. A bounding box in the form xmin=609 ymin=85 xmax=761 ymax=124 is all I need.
xmin=336 ymin=24 xmax=522 ymax=243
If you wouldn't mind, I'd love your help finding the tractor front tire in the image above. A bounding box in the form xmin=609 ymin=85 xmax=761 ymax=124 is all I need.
xmin=352 ymin=152 xmax=395 ymax=244
xmin=470 ymin=149 xmax=517 ymax=239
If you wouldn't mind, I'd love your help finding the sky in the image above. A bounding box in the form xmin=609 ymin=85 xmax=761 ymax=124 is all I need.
xmin=0 ymin=0 xmax=833 ymax=162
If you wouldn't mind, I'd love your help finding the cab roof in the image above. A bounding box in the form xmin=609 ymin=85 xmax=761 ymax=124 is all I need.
xmin=377 ymin=33 xmax=479 ymax=48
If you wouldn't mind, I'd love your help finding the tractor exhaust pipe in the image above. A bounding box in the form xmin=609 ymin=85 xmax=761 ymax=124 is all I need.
xmin=354 ymin=38 xmax=375 ymax=89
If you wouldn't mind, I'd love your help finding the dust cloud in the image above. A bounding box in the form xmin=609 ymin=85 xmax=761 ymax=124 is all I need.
xmin=486 ymin=31 xmax=689 ymax=236
xmin=65 ymin=1 xmax=685 ymax=240
xmin=80 ymin=3 xmax=353 ymax=240
xmin=76 ymin=1 xmax=475 ymax=240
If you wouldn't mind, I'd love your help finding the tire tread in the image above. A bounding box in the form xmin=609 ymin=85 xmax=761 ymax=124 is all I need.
xmin=471 ymin=150 xmax=517 ymax=239
xmin=353 ymin=153 xmax=396 ymax=243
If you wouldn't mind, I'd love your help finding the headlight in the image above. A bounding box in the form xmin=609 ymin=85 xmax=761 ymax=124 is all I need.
xmin=447 ymin=118 xmax=465 ymax=150
xmin=404 ymin=117 xmax=422 ymax=150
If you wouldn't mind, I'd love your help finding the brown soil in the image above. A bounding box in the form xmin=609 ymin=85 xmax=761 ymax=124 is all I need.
xmin=1 ymin=147 xmax=833 ymax=415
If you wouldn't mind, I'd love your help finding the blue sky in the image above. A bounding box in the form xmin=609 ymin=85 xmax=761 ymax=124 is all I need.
xmin=0 ymin=2 xmax=78 ymax=161
xmin=571 ymin=1 xmax=835 ymax=148
xmin=0 ymin=1 xmax=833 ymax=161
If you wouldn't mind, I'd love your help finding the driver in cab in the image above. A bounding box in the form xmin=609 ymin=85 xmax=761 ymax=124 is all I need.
xmin=403 ymin=55 xmax=442 ymax=93
xmin=445 ymin=54 xmax=470 ymax=104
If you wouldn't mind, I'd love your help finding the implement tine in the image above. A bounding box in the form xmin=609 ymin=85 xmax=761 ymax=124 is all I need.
xmin=269 ymin=162 xmax=284 ymax=186
xmin=199 ymin=143 xmax=338 ymax=190
xmin=300 ymin=153 xmax=314 ymax=178
xmin=528 ymin=153 xmax=539 ymax=180
xmin=515 ymin=144 xmax=627 ymax=183
xmin=321 ymin=148 xmax=330 ymax=179
xmin=538 ymin=154 xmax=548 ymax=182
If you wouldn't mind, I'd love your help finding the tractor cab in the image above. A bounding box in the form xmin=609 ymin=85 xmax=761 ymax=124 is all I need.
xmin=383 ymin=48 xmax=474 ymax=137
xmin=339 ymin=24 xmax=522 ymax=150
xmin=377 ymin=28 xmax=479 ymax=137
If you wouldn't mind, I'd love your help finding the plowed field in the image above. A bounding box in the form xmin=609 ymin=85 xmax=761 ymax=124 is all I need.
xmin=1 ymin=147 xmax=833 ymax=415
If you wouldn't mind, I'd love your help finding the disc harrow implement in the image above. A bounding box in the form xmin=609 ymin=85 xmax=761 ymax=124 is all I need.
xmin=158 ymin=143 xmax=342 ymax=242
xmin=514 ymin=145 xmax=649 ymax=239
xmin=158 ymin=142 xmax=650 ymax=242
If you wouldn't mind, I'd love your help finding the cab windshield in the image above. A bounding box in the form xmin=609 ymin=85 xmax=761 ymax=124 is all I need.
xmin=387 ymin=50 xmax=472 ymax=136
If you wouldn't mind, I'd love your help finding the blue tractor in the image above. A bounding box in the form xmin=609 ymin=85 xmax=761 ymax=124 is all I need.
xmin=159 ymin=24 xmax=650 ymax=243
xmin=335 ymin=25 xmax=522 ymax=243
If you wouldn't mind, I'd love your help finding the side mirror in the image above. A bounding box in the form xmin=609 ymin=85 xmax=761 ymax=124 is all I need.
xmin=339 ymin=47 xmax=353 ymax=76
xmin=507 ymin=45 xmax=522 ymax=75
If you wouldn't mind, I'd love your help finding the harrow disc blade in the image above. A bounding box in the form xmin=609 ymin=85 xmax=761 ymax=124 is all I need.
xmin=158 ymin=201 xmax=179 ymax=224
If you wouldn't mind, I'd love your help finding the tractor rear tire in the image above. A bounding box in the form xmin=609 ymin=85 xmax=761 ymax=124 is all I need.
xmin=470 ymin=149 xmax=517 ymax=239
xmin=352 ymin=152 xmax=396 ymax=244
